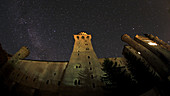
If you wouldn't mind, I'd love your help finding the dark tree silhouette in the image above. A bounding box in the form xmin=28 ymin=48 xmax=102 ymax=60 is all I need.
xmin=101 ymin=58 xmax=136 ymax=96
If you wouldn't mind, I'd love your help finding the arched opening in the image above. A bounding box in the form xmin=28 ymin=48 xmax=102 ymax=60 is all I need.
xmin=88 ymin=56 xmax=90 ymax=59
xmin=77 ymin=36 xmax=79 ymax=39
xmin=46 ymin=80 xmax=49 ymax=84
xmin=74 ymin=80 xmax=77 ymax=85
xmin=91 ymin=75 xmax=93 ymax=79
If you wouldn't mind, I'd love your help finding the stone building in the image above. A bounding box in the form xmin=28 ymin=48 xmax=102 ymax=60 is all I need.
xmin=0 ymin=32 xmax=169 ymax=96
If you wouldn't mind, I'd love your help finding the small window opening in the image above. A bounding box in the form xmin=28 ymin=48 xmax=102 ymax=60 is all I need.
xmin=77 ymin=36 xmax=79 ymax=39
xmin=85 ymin=44 xmax=88 ymax=45
xmin=58 ymin=81 xmax=61 ymax=86
xmin=88 ymin=56 xmax=90 ymax=59
xmin=18 ymin=53 xmax=20 ymax=56
xmin=74 ymin=80 xmax=77 ymax=85
xmin=17 ymin=73 xmax=20 ymax=77
xmin=86 ymin=48 xmax=89 ymax=50
xmin=25 ymin=76 xmax=28 ymax=80
xmin=90 ymin=67 xmax=92 ymax=70
xmin=33 ymin=78 xmax=36 ymax=82
xmin=87 ymin=36 xmax=89 ymax=39
xmin=85 ymin=40 xmax=87 ymax=42
xmin=54 ymin=73 xmax=56 ymax=76
xmin=92 ymin=83 xmax=95 ymax=88
xmin=46 ymin=80 xmax=49 ymax=84
xmin=78 ymin=53 xmax=79 ymax=56
xmin=75 ymin=64 xmax=81 ymax=68
xmin=78 ymin=80 xmax=80 ymax=85
xmin=91 ymin=75 xmax=93 ymax=79
xmin=82 ymin=36 xmax=84 ymax=39
xmin=89 ymin=62 xmax=91 ymax=65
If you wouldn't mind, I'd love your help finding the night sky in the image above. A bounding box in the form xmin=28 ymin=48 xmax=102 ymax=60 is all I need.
xmin=0 ymin=0 xmax=170 ymax=61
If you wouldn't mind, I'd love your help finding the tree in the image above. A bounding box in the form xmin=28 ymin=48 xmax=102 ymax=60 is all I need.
xmin=101 ymin=58 xmax=136 ymax=95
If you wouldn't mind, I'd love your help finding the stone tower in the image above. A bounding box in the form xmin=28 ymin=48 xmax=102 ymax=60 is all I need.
xmin=61 ymin=32 xmax=103 ymax=88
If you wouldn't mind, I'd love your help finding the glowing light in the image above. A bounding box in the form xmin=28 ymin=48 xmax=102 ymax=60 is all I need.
xmin=137 ymin=52 xmax=141 ymax=54
xmin=143 ymin=40 xmax=158 ymax=46
xmin=79 ymin=32 xmax=87 ymax=35
xmin=148 ymin=42 xmax=157 ymax=46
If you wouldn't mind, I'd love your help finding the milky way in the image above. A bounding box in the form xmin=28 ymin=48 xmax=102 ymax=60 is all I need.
xmin=0 ymin=0 xmax=170 ymax=61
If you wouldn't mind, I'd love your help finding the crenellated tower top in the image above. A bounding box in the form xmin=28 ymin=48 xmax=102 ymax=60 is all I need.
xmin=74 ymin=32 xmax=92 ymax=40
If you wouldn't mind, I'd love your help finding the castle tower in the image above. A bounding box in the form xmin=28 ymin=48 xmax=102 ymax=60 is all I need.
xmin=61 ymin=32 xmax=103 ymax=88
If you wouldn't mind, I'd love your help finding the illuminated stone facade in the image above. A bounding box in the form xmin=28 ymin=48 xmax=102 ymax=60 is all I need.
xmin=0 ymin=32 xmax=169 ymax=96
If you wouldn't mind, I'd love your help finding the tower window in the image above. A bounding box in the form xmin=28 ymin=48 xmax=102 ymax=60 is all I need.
xmin=88 ymin=56 xmax=90 ymax=59
xmin=89 ymin=62 xmax=91 ymax=65
xmin=78 ymin=80 xmax=80 ymax=85
xmin=75 ymin=64 xmax=81 ymax=68
xmin=78 ymin=53 xmax=79 ymax=56
xmin=82 ymin=36 xmax=84 ymax=39
xmin=91 ymin=75 xmax=93 ymax=79
xmin=46 ymin=80 xmax=49 ymax=84
xmin=54 ymin=73 xmax=56 ymax=76
xmin=86 ymin=48 xmax=89 ymax=50
xmin=58 ymin=81 xmax=61 ymax=86
xmin=77 ymin=36 xmax=79 ymax=39
xmin=90 ymin=67 xmax=92 ymax=70
xmin=33 ymin=78 xmax=36 ymax=82
xmin=74 ymin=80 xmax=77 ymax=85
xmin=87 ymin=36 xmax=89 ymax=39
xmin=92 ymin=83 xmax=95 ymax=88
